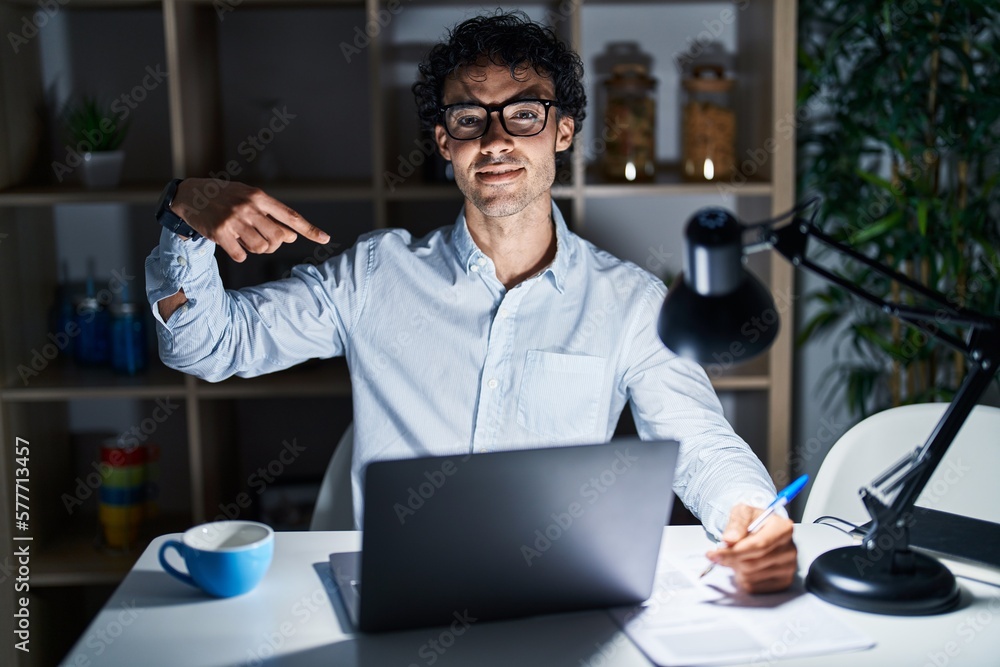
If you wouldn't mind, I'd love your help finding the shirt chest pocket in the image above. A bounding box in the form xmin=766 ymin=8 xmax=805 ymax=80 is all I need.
xmin=516 ymin=351 xmax=607 ymax=443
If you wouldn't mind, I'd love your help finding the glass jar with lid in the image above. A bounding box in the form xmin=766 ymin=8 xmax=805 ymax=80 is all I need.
xmin=682 ymin=64 xmax=736 ymax=182
xmin=603 ymin=63 xmax=657 ymax=182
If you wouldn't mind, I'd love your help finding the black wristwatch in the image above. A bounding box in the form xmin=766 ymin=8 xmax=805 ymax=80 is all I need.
xmin=156 ymin=178 xmax=200 ymax=240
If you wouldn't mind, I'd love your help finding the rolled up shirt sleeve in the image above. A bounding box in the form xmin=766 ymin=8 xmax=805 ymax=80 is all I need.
xmin=144 ymin=228 xmax=372 ymax=382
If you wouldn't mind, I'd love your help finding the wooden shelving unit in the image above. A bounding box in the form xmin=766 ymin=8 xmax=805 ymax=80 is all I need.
xmin=0 ymin=1 xmax=797 ymax=664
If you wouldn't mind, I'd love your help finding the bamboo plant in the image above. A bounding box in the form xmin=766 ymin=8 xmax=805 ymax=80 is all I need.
xmin=797 ymin=0 xmax=1000 ymax=417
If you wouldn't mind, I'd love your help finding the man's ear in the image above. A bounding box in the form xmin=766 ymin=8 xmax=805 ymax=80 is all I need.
xmin=434 ymin=125 xmax=452 ymax=161
xmin=554 ymin=115 xmax=574 ymax=153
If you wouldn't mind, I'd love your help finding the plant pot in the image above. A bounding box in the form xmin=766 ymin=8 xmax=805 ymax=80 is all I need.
xmin=80 ymin=150 xmax=125 ymax=189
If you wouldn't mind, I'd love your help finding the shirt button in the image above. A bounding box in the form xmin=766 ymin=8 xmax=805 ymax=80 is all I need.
xmin=177 ymin=256 xmax=187 ymax=266
xmin=499 ymin=308 xmax=509 ymax=319
xmin=478 ymin=258 xmax=487 ymax=267
xmin=470 ymin=264 xmax=480 ymax=272
xmin=487 ymin=378 xmax=498 ymax=389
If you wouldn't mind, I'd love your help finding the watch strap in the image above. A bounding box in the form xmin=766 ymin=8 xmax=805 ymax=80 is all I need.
xmin=156 ymin=178 xmax=201 ymax=240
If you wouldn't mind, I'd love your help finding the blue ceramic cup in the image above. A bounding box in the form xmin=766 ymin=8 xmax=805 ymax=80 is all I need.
xmin=159 ymin=521 xmax=274 ymax=597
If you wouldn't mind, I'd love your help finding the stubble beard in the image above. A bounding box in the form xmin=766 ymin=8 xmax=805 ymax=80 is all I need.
xmin=461 ymin=155 xmax=557 ymax=220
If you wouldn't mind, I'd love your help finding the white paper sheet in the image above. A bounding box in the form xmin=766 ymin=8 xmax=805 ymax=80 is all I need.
xmin=609 ymin=551 xmax=876 ymax=666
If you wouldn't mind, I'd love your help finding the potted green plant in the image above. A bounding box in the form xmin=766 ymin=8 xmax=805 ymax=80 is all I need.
xmin=61 ymin=95 xmax=130 ymax=189
xmin=797 ymin=1 xmax=1000 ymax=418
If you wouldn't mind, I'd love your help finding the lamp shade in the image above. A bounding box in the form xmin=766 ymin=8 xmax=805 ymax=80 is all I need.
xmin=657 ymin=208 xmax=779 ymax=365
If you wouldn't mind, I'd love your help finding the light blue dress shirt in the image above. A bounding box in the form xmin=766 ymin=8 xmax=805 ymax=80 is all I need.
xmin=145 ymin=204 xmax=777 ymax=535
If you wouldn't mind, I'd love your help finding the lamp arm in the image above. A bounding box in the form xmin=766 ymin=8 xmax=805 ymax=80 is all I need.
xmin=888 ymin=348 xmax=998 ymax=515
xmin=765 ymin=218 xmax=989 ymax=355
xmin=789 ymin=254 xmax=973 ymax=355
xmin=757 ymin=214 xmax=1000 ymax=568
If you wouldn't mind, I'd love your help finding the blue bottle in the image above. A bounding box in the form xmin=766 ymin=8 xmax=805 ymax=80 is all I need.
xmin=112 ymin=286 xmax=147 ymax=375
xmin=75 ymin=267 xmax=111 ymax=366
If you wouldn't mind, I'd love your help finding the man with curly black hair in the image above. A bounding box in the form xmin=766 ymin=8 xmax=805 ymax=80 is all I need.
xmin=147 ymin=10 xmax=797 ymax=595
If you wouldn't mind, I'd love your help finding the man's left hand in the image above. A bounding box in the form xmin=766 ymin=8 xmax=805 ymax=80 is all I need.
xmin=706 ymin=503 xmax=797 ymax=593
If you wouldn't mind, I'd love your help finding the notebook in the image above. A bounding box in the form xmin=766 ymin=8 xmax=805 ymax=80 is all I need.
xmin=329 ymin=438 xmax=679 ymax=632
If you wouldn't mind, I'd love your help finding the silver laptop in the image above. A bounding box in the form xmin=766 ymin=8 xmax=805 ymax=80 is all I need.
xmin=329 ymin=438 xmax=679 ymax=632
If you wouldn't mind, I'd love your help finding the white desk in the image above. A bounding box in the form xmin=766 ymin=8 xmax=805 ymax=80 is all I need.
xmin=62 ymin=525 xmax=1000 ymax=666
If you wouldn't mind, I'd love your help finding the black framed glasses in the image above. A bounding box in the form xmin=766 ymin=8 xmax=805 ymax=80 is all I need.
xmin=439 ymin=99 xmax=558 ymax=140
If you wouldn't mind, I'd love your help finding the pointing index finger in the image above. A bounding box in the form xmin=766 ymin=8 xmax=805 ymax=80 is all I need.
xmin=255 ymin=192 xmax=330 ymax=244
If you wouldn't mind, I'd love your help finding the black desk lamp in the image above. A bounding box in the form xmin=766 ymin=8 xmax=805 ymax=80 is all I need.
xmin=658 ymin=201 xmax=1000 ymax=615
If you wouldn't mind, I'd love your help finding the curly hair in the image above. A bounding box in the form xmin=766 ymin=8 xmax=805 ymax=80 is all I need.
xmin=412 ymin=10 xmax=586 ymax=138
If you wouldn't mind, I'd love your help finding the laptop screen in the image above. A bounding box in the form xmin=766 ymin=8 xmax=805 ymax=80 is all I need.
xmin=350 ymin=438 xmax=679 ymax=632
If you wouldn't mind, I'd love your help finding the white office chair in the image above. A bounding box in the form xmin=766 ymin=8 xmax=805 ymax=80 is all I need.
xmin=309 ymin=423 xmax=355 ymax=531
xmin=802 ymin=403 xmax=1000 ymax=526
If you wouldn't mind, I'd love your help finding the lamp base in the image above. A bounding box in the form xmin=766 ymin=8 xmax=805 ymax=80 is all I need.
xmin=806 ymin=546 xmax=960 ymax=615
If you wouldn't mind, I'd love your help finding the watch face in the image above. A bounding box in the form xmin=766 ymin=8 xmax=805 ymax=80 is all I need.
xmin=158 ymin=179 xmax=180 ymax=212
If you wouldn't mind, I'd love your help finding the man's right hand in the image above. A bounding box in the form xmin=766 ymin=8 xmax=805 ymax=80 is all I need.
xmin=170 ymin=178 xmax=330 ymax=262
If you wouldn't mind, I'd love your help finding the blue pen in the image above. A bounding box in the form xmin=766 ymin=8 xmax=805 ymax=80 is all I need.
xmin=699 ymin=474 xmax=809 ymax=578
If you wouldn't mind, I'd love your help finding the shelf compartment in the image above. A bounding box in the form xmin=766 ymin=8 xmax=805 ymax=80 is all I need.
xmin=584 ymin=162 xmax=771 ymax=197
xmin=213 ymin=5 xmax=373 ymax=184
xmin=0 ymin=184 xmax=164 ymax=207
xmin=705 ymin=352 xmax=772 ymax=390
xmin=51 ymin=6 xmax=172 ymax=187
xmin=711 ymin=374 xmax=770 ymax=391
xmin=196 ymin=358 xmax=351 ymax=399
xmin=32 ymin=512 xmax=192 ymax=587
xmin=252 ymin=180 xmax=375 ymax=202
xmin=0 ymin=180 xmax=380 ymax=208
xmin=1 ymin=361 xmax=187 ymax=401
